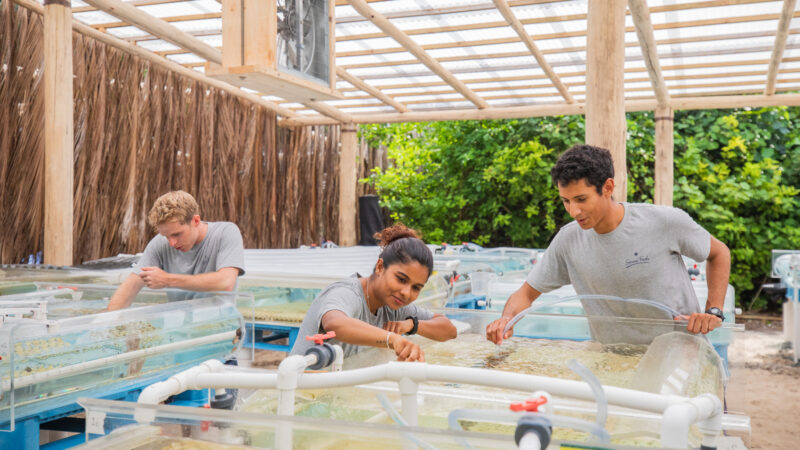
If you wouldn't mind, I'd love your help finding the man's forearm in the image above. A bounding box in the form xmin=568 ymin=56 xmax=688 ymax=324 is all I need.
xmin=501 ymin=285 xmax=539 ymax=320
xmin=166 ymin=270 xmax=236 ymax=292
xmin=108 ymin=274 xmax=144 ymax=310
xmin=705 ymin=240 xmax=731 ymax=310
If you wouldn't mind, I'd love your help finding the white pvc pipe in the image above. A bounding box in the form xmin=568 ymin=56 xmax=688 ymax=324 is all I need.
xmin=276 ymin=354 xmax=317 ymax=413
xmin=5 ymin=331 xmax=236 ymax=391
xmin=660 ymin=393 xmax=721 ymax=449
xmin=138 ymin=359 xmax=226 ymax=405
xmin=139 ymin=360 xmax=724 ymax=445
xmin=398 ymin=377 xmax=418 ymax=427
xmin=518 ymin=432 xmax=542 ymax=450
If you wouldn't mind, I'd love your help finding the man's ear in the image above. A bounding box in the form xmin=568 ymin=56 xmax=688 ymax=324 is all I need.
xmin=602 ymin=178 xmax=615 ymax=198
xmin=191 ymin=215 xmax=201 ymax=226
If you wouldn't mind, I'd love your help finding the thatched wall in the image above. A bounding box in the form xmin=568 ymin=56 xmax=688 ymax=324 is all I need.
xmin=0 ymin=3 xmax=382 ymax=264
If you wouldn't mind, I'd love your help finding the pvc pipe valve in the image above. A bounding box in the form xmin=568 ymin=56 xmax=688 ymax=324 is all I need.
xmin=306 ymin=331 xmax=336 ymax=345
xmin=510 ymin=396 xmax=548 ymax=413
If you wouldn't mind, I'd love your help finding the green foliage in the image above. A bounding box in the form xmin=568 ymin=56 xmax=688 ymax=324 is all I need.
xmin=362 ymin=107 xmax=800 ymax=310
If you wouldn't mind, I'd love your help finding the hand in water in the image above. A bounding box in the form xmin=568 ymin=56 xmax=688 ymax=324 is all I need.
xmin=486 ymin=317 xmax=513 ymax=345
xmin=389 ymin=333 xmax=425 ymax=362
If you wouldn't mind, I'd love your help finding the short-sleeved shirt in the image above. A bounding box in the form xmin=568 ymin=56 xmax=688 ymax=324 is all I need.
xmin=526 ymin=203 xmax=710 ymax=315
xmin=290 ymin=275 xmax=435 ymax=358
xmin=137 ymin=221 xmax=245 ymax=293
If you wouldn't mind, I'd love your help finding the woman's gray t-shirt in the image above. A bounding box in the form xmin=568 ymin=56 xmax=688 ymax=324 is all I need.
xmin=290 ymin=276 xmax=434 ymax=358
xmin=526 ymin=203 xmax=710 ymax=315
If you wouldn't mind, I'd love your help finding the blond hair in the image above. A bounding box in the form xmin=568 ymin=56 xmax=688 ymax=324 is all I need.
xmin=147 ymin=190 xmax=199 ymax=228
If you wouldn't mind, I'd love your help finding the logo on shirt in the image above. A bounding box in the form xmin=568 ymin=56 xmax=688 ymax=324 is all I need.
xmin=625 ymin=252 xmax=650 ymax=269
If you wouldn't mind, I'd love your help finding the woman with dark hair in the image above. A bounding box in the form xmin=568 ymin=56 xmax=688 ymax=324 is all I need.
xmin=290 ymin=225 xmax=457 ymax=362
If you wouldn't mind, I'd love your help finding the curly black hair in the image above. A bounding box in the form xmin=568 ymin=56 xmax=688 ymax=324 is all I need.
xmin=550 ymin=144 xmax=614 ymax=194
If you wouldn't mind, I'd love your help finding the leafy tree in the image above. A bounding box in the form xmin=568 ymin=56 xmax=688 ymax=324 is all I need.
xmin=362 ymin=107 xmax=800 ymax=310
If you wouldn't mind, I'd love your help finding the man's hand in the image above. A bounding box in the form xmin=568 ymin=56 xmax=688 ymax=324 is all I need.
xmin=139 ymin=267 xmax=171 ymax=289
xmin=383 ymin=319 xmax=413 ymax=335
xmin=388 ymin=333 xmax=424 ymax=362
xmin=675 ymin=313 xmax=722 ymax=334
xmin=486 ymin=316 xmax=514 ymax=345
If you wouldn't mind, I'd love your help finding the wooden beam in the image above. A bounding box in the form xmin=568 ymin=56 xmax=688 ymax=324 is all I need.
xmin=82 ymin=0 xmax=222 ymax=63
xmin=279 ymin=93 xmax=800 ymax=127
xmin=336 ymin=67 xmax=408 ymax=113
xmin=628 ymin=0 xmax=669 ymax=107
xmin=337 ymin=0 xmax=778 ymax=41
xmin=89 ymin=12 xmax=221 ymax=30
xmin=347 ymin=0 xmax=489 ymax=109
xmin=765 ymin=0 xmax=797 ymax=95
xmin=586 ymin=0 xmax=628 ymax=201
xmin=336 ymin=11 xmax=800 ymax=58
xmin=14 ymin=0 xmax=296 ymax=118
xmin=654 ymin=105 xmax=674 ymax=206
xmin=492 ymin=0 xmax=573 ymax=103
xmin=43 ymin=0 xmax=74 ymax=266
xmin=339 ymin=124 xmax=358 ymax=246
xmin=73 ymin=0 xmax=184 ymax=13
xmin=302 ymin=101 xmax=354 ymax=123
xmin=340 ymin=28 xmax=800 ymax=71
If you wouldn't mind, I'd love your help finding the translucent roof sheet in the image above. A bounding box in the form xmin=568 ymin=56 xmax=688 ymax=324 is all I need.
xmin=54 ymin=0 xmax=800 ymax=121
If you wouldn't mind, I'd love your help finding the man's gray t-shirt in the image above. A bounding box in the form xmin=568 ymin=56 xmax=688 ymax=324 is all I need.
xmin=138 ymin=221 xmax=245 ymax=279
xmin=526 ymin=203 xmax=710 ymax=315
xmin=290 ymin=276 xmax=435 ymax=358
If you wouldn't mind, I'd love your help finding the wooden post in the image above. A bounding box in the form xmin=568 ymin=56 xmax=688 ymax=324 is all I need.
xmin=654 ymin=105 xmax=674 ymax=206
xmin=585 ymin=0 xmax=627 ymax=201
xmin=339 ymin=124 xmax=358 ymax=246
xmin=44 ymin=0 xmax=74 ymax=266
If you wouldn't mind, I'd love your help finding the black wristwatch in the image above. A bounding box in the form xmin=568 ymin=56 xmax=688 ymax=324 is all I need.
xmin=705 ymin=307 xmax=724 ymax=321
xmin=404 ymin=316 xmax=419 ymax=336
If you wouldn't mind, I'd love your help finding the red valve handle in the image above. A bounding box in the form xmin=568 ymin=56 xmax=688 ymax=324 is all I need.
xmin=306 ymin=331 xmax=336 ymax=345
xmin=509 ymin=396 xmax=548 ymax=412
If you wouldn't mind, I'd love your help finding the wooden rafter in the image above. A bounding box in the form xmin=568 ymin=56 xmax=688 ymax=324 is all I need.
xmin=346 ymin=0 xmax=488 ymax=109
xmin=492 ymin=0 xmax=573 ymax=103
xmin=336 ymin=67 xmax=408 ymax=113
xmin=765 ymin=0 xmax=798 ymax=95
xmin=338 ymin=42 xmax=800 ymax=86
xmin=82 ymin=0 xmax=222 ymax=63
xmin=628 ymin=0 xmax=669 ymax=106
xmin=281 ymin=93 xmax=800 ymax=127
xmin=13 ymin=0 xmax=296 ymax=118
xmin=336 ymin=12 xmax=800 ymax=58
xmin=339 ymin=28 xmax=800 ymax=71
xmin=336 ymin=0 xmax=779 ymax=42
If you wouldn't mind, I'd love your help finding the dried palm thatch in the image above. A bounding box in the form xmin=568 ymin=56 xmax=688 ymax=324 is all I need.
xmin=0 ymin=4 xmax=385 ymax=264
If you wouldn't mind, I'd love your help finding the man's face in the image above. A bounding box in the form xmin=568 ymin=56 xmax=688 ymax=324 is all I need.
xmin=557 ymin=178 xmax=613 ymax=230
xmin=157 ymin=216 xmax=200 ymax=252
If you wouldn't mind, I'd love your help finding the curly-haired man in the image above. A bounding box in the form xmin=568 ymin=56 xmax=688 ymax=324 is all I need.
xmin=108 ymin=190 xmax=245 ymax=310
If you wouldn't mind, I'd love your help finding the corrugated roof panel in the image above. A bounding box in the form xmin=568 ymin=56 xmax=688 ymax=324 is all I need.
xmin=138 ymin=0 xmax=220 ymax=18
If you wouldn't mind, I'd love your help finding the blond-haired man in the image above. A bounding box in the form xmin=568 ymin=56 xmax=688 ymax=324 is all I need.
xmin=108 ymin=191 xmax=245 ymax=310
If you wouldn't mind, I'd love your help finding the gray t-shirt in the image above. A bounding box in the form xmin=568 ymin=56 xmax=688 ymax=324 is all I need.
xmin=526 ymin=203 xmax=710 ymax=315
xmin=138 ymin=221 xmax=245 ymax=280
xmin=290 ymin=276 xmax=435 ymax=358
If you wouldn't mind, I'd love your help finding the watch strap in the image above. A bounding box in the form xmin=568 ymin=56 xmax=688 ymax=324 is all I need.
xmin=404 ymin=316 xmax=419 ymax=335
xmin=705 ymin=307 xmax=724 ymax=321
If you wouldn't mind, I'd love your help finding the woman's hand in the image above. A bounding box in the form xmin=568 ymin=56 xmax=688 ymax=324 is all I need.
xmin=388 ymin=333 xmax=425 ymax=362
xmin=383 ymin=319 xmax=413 ymax=335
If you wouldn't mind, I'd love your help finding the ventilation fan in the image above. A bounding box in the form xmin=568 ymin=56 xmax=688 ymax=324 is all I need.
xmin=210 ymin=0 xmax=339 ymax=102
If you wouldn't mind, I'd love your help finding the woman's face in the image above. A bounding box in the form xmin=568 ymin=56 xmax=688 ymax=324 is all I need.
xmin=374 ymin=259 xmax=430 ymax=310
